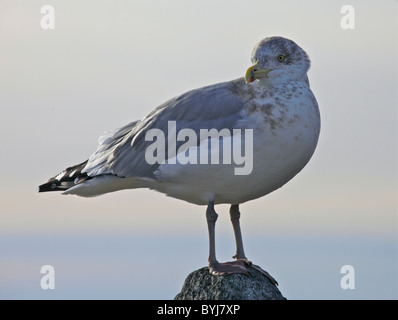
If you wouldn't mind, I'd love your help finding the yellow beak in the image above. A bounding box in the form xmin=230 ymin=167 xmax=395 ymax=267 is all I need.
xmin=245 ymin=62 xmax=272 ymax=84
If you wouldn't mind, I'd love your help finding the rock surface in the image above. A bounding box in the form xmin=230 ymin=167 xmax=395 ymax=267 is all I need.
xmin=175 ymin=266 xmax=286 ymax=300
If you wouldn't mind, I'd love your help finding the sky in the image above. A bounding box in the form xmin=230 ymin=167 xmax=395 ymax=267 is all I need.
xmin=0 ymin=0 xmax=397 ymax=299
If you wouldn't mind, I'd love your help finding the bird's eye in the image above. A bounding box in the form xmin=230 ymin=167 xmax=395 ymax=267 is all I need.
xmin=277 ymin=55 xmax=286 ymax=62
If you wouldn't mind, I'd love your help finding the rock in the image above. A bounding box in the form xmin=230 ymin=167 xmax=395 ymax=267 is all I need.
xmin=175 ymin=265 xmax=286 ymax=300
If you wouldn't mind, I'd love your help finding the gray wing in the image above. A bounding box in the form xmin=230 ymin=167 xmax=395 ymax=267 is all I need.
xmin=84 ymin=79 xmax=247 ymax=179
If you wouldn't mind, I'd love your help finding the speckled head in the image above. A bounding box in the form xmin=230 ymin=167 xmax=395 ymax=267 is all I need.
xmin=249 ymin=36 xmax=311 ymax=82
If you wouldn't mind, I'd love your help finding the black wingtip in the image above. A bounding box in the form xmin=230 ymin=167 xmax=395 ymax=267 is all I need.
xmin=38 ymin=181 xmax=64 ymax=193
xmin=38 ymin=160 xmax=90 ymax=193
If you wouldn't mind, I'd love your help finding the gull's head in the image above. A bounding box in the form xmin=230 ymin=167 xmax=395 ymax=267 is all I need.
xmin=245 ymin=36 xmax=310 ymax=84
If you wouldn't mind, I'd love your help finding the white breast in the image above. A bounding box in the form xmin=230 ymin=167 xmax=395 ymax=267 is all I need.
xmin=150 ymin=84 xmax=320 ymax=205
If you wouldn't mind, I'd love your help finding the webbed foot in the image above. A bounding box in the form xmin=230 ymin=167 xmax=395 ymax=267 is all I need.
xmin=209 ymin=258 xmax=278 ymax=286
xmin=208 ymin=260 xmax=250 ymax=276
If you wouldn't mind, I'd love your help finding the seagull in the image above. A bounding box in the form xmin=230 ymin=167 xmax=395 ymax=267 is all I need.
xmin=39 ymin=36 xmax=320 ymax=285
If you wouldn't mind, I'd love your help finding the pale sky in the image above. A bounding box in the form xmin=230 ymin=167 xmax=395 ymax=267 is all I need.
xmin=0 ymin=0 xmax=396 ymax=299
